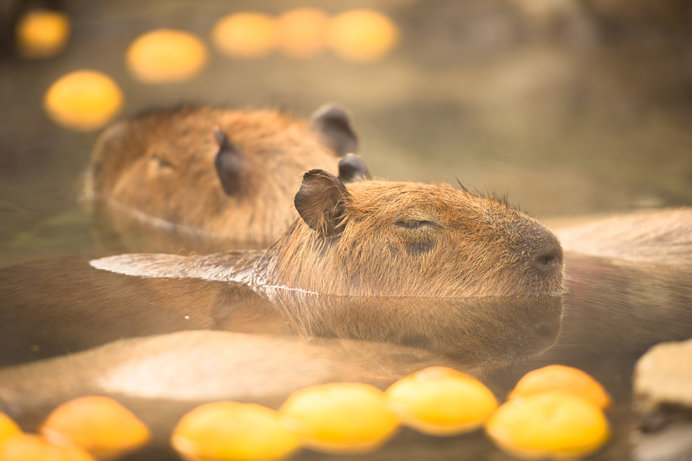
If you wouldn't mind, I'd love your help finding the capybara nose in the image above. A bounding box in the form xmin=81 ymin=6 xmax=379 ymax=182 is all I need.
xmin=532 ymin=241 xmax=563 ymax=274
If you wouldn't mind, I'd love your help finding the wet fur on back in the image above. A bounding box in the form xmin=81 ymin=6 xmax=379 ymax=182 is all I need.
xmin=557 ymin=208 xmax=692 ymax=265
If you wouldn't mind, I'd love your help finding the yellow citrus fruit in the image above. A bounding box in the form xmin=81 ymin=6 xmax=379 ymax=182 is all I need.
xmin=43 ymin=70 xmax=123 ymax=131
xmin=0 ymin=433 xmax=95 ymax=461
xmin=40 ymin=395 xmax=151 ymax=459
xmin=327 ymin=9 xmax=399 ymax=63
xmin=15 ymin=9 xmax=70 ymax=59
xmin=280 ymin=383 xmax=398 ymax=454
xmin=126 ymin=28 xmax=208 ymax=83
xmin=0 ymin=413 xmax=22 ymax=443
xmin=486 ymin=391 xmax=611 ymax=459
xmin=276 ymin=8 xmax=329 ymax=58
xmin=211 ymin=12 xmax=277 ymax=58
xmin=171 ymin=401 xmax=300 ymax=461
xmin=509 ymin=365 xmax=612 ymax=410
xmin=385 ymin=367 xmax=498 ymax=435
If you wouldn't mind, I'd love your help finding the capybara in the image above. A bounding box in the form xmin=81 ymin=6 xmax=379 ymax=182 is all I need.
xmin=85 ymin=104 xmax=370 ymax=245
xmin=556 ymin=208 xmax=692 ymax=265
xmin=2 ymin=204 xmax=690 ymax=461
xmin=92 ymin=168 xmax=565 ymax=297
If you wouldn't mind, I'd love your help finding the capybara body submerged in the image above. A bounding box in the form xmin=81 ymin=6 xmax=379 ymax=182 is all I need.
xmin=93 ymin=169 xmax=565 ymax=297
xmin=556 ymin=208 xmax=692 ymax=265
xmin=85 ymin=105 xmax=368 ymax=245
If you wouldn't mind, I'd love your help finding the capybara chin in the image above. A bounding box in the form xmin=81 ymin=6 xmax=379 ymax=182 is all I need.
xmin=92 ymin=170 xmax=564 ymax=298
xmin=84 ymin=104 xmax=369 ymax=245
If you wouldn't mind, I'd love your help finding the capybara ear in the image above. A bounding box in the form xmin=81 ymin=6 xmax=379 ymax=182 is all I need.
xmin=213 ymin=127 xmax=247 ymax=196
xmin=310 ymin=104 xmax=358 ymax=156
xmin=294 ymin=169 xmax=350 ymax=236
xmin=338 ymin=154 xmax=372 ymax=183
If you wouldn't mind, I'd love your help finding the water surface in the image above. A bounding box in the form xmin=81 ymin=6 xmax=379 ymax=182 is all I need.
xmin=1 ymin=1 xmax=691 ymax=460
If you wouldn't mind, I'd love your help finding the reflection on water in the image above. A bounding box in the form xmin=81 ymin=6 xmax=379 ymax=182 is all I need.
xmin=261 ymin=289 xmax=562 ymax=365
xmin=0 ymin=257 xmax=561 ymax=368
xmin=554 ymin=253 xmax=692 ymax=363
xmin=0 ymin=250 xmax=691 ymax=459
xmin=0 ymin=256 xmax=562 ymax=458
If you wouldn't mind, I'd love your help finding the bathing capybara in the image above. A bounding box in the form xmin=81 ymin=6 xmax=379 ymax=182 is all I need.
xmin=92 ymin=169 xmax=565 ymax=297
xmin=556 ymin=208 xmax=692 ymax=265
xmin=85 ymin=104 xmax=370 ymax=245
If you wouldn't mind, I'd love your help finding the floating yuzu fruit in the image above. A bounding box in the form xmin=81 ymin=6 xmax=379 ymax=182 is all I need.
xmin=0 ymin=433 xmax=95 ymax=461
xmin=0 ymin=412 xmax=21 ymax=442
xmin=171 ymin=401 xmax=300 ymax=461
xmin=211 ymin=12 xmax=277 ymax=58
xmin=15 ymin=9 xmax=70 ymax=58
xmin=385 ymin=367 xmax=498 ymax=435
xmin=43 ymin=70 xmax=123 ymax=131
xmin=40 ymin=395 xmax=151 ymax=459
xmin=280 ymin=383 xmax=398 ymax=454
xmin=327 ymin=9 xmax=399 ymax=62
xmin=486 ymin=390 xmax=611 ymax=459
xmin=126 ymin=28 xmax=208 ymax=83
xmin=509 ymin=365 xmax=612 ymax=410
xmin=276 ymin=8 xmax=329 ymax=58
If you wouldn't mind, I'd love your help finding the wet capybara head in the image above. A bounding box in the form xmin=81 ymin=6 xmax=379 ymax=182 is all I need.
xmin=85 ymin=105 xmax=368 ymax=245
xmin=258 ymin=169 xmax=564 ymax=297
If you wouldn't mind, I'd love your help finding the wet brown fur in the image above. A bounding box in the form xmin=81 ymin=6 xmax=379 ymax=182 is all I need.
xmin=258 ymin=179 xmax=564 ymax=296
xmin=556 ymin=208 xmax=692 ymax=265
xmin=93 ymin=176 xmax=564 ymax=298
xmin=85 ymin=106 xmax=348 ymax=244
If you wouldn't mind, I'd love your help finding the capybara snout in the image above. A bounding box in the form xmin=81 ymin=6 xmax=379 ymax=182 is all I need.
xmin=530 ymin=238 xmax=563 ymax=275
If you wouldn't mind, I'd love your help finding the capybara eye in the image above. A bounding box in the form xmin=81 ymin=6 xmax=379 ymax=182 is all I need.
xmin=151 ymin=153 xmax=174 ymax=169
xmin=396 ymin=220 xmax=435 ymax=229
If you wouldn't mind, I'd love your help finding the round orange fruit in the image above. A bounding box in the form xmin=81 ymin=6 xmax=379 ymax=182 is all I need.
xmin=276 ymin=8 xmax=329 ymax=58
xmin=15 ymin=9 xmax=70 ymax=58
xmin=43 ymin=70 xmax=123 ymax=131
xmin=327 ymin=9 xmax=399 ymax=62
xmin=211 ymin=12 xmax=277 ymax=59
xmin=126 ymin=28 xmax=208 ymax=83
xmin=509 ymin=365 xmax=612 ymax=410
xmin=280 ymin=382 xmax=398 ymax=454
xmin=41 ymin=395 xmax=151 ymax=459
xmin=385 ymin=367 xmax=498 ymax=435
xmin=172 ymin=401 xmax=300 ymax=461
xmin=486 ymin=390 xmax=611 ymax=459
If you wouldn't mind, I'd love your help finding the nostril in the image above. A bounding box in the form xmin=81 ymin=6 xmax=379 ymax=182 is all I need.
xmin=533 ymin=246 xmax=563 ymax=273
xmin=536 ymin=253 xmax=554 ymax=266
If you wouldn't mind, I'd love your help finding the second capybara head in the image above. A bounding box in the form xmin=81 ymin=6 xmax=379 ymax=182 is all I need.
xmin=85 ymin=105 xmax=370 ymax=245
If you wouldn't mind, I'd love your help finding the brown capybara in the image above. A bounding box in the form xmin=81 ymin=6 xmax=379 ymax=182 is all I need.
xmin=556 ymin=208 xmax=692 ymax=265
xmin=85 ymin=104 xmax=370 ymax=245
xmin=91 ymin=168 xmax=565 ymax=297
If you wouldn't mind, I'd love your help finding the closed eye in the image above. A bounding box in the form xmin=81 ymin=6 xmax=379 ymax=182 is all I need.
xmin=151 ymin=154 xmax=175 ymax=169
xmin=396 ymin=220 xmax=436 ymax=229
